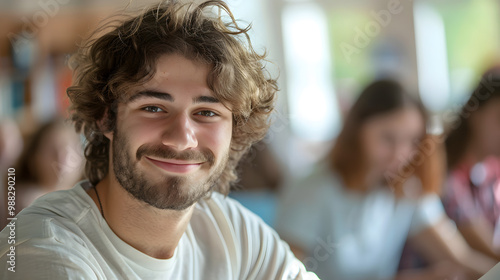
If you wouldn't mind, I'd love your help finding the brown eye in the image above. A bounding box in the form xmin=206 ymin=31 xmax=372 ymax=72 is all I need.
xmin=142 ymin=106 xmax=164 ymax=113
xmin=196 ymin=110 xmax=217 ymax=117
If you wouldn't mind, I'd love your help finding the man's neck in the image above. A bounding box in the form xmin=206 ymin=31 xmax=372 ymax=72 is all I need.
xmin=86 ymin=175 xmax=195 ymax=259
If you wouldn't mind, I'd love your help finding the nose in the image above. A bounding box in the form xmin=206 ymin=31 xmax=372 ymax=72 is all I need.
xmin=161 ymin=113 xmax=198 ymax=151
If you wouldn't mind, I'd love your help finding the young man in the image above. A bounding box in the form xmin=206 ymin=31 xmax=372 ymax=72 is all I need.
xmin=0 ymin=1 xmax=318 ymax=279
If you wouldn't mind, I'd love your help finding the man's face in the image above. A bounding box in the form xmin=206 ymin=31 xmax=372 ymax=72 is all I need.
xmin=106 ymin=54 xmax=233 ymax=210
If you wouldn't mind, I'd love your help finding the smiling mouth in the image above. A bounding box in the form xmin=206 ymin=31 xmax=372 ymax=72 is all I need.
xmin=145 ymin=156 xmax=204 ymax=174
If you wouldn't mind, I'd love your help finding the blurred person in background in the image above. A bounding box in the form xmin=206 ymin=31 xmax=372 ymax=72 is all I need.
xmin=230 ymin=140 xmax=284 ymax=226
xmin=443 ymin=67 xmax=500 ymax=261
xmin=0 ymin=119 xmax=23 ymax=169
xmin=12 ymin=119 xmax=83 ymax=217
xmin=276 ymin=80 xmax=497 ymax=280
xmin=237 ymin=140 xmax=283 ymax=192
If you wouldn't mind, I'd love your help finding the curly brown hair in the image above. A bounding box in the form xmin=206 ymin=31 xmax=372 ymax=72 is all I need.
xmin=67 ymin=0 xmax=278 ymax=195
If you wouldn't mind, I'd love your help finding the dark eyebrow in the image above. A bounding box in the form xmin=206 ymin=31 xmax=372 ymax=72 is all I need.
xmin=127 ymin=91 xmax=174 ymax=103
xmin=193 ymin=95 xmax=219 ymax=104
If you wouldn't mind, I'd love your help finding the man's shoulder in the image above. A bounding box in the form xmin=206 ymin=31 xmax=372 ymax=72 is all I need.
xmin=17 ymin=182 xmax=92 ymax=221
xmin=196 ymin=192 xmax=264 ymax=227
xmin=194 ymin=193 xmax=319 ymax=279
xmin=194 ymin=192 xmax=274 ymax=240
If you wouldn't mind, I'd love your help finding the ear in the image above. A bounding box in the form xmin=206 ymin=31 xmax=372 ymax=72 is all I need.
xmin=97 ymin=109 xmax=114 ymax=141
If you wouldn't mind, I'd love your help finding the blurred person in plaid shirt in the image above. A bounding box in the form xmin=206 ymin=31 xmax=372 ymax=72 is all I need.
xmin=443 ymin=66 xmax=500 ymax=261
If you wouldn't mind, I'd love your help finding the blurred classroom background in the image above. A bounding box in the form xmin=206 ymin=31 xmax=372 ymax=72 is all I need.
xmin=1 ymin=0 xmax=500 ymax=277
xmin=1 ymin=0 xmax=498 ymax=227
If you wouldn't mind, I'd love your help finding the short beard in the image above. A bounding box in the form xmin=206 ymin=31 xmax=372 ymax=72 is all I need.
xmin=111 ymin=128 xmax=228 ymax=210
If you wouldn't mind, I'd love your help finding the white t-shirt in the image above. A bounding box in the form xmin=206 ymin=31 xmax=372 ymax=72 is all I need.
xmin=275 ymin=164 xmax=445 ymax=280
xmin=0 ymin=181 xmax=317 ymax=280
xmin=480 ymin=262 xmax=500 ymax=280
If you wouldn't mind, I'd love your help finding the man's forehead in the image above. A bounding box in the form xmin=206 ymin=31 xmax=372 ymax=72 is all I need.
xmin=125 ymin=78 xmax=216 ymax=100
xmin=154 ymin=53 xmax=211 ymax=75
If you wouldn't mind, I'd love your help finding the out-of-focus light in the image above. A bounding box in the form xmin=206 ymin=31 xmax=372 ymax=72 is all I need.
xmin=414 ymin=2 xmax=450 ymax=112
xmin=282 ymin=3 xmax=341 ymax=141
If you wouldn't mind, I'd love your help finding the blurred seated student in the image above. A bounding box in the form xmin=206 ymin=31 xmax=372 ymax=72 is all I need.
xmin=443 ymin=67 xmax=500 ymax=261
xmin=0 ymin=119 xmax=23 ymax=170
xmin=230 ymin=140 xmax=284 ymax=226
xmin=276 ymin=80 xmax=497 ymax=280
xmin=13 ymin=119 xmax=83 ymax=214
xmin=237 ymin=140 xmax=283 ymax=192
